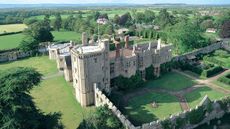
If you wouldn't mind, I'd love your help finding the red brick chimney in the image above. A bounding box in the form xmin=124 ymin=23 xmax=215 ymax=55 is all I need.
xmin=115 ymin=41 xmax=121 ymax=58
xmin=125 ymin=35 xmax=129 ymax=48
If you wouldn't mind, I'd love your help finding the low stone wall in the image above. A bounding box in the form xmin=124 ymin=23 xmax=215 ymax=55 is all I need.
xmin=95 ymin=83 xmax=230 ymax=129
xmin=94 ymin=84 xmax=136 ymax=129
xmin=222 ymin=41 xmax=230 ymax=52
xmin=0 ymin=42 xmax=49 ymax=63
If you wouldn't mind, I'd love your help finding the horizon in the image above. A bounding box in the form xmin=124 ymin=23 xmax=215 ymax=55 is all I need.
xmin=0 ymin=0 xmax=230 ymax=5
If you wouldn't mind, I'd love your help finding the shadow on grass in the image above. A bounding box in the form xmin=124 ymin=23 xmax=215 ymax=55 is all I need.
xmin=42 ymin=112 xmax=64 ymax=129
xmin=185 ymin=87 xmax=213 ymax=103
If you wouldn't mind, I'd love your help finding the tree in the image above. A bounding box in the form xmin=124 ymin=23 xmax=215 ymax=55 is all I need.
xmin=144 ymin=10 xmax=155 ymax=23
xmin=200 ymin=20 xmax=214 ymax=31
xmin=0 ymin=67 xmax=63 ymax=129
xmin=113 ymin=14 xmax=120 ymax=25
xmin=219 ymin=20 xmax=230 ymax=38
xmin=119 ymin=12 xmax=132 ymax=27
xmin=26 ymin=21 xmax=54 ymax=42
xmin=43 ymin=14 xmax=51 ymax=31
xmin=53 ymin=13 xmax=62 ymax=31
xmin=77 ymin=106 xmax=123 ymax=129
xmin=166 ymin=21 xmax=208 ymax=54
xmin=63 ymin=15 xmax=76 ymax=31
xmin=155 ymin=9 xmax=175 ymax=28
xmin=135 ymin=12 xmax=145 ymax=24
xmin=19 ymin=35 xmax=39 ymax=52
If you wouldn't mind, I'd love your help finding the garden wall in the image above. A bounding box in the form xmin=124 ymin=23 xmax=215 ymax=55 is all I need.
xmin=95 ymin=83 xmax=230 ymax=129
xmin=0 ymin=42 xmax=49 ymax=63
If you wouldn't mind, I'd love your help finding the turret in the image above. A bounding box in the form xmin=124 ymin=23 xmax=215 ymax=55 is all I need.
xmin=157 ymin=38 xmax=161 ymax=50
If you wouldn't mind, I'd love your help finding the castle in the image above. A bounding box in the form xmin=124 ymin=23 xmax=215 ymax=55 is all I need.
xmin=48 ymin=32 xmax=173 ymax=107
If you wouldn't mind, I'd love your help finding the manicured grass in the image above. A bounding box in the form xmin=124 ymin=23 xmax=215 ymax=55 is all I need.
xmin=52 ymin=31 xmax=81 ymax=42
xmin=213 ymin=72 xmax=230 ymax=90
xmin=0 ymin=31 xmax=81 ymax=50
xmin=145 ymin=72 xmax=197 ymax=91
xmin=124 ymin=92 xmax=181 ymax=125
xmin=0 ymin=33 xmax=24 ymax=50
xmin=0 ymin=24 xmax=27 ymax=34
xmin=0 ymin=56 xmax=57 ymax=76
xmin=185 ymin=86 xmax=226 ymax=108
xmin=213 ymin=56 xmax=230 ymax=68
xmin=30 ymin=76 xmax=94 ymax=129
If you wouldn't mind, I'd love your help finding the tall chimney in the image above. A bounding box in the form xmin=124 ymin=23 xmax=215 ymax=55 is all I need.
xmin=82 ymin=32 xmax=88 ymax=46
xmin=125 ymin=35 xmax=129 ymax=48
xmin=157 ymin=38 xmax=161 ymax=50
xmin=115 ymin=41 xmax=121 ymax=58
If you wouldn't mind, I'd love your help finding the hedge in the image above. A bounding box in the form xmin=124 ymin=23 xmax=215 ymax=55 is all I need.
xmin=203 ymin=56 xmax=225 ymax=67
xmin=0 ymin=31 xmax=22 ymax=36
xmin=218 ymin=73 xmax=230 ymax=85
xmin=201 ymin=66 xmax=224 ymax=78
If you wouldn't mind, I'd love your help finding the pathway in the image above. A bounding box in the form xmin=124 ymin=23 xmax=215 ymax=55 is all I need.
xmin=123 ymin=69 xmax=230 ymax=111
xmin=173 ymin=69 xmax=230 ymax=95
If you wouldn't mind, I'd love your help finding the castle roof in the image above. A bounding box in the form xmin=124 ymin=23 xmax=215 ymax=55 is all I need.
xmin=76 ymin=45 xmax=102 ymax=54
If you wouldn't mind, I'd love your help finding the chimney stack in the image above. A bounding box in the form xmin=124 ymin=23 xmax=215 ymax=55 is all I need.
xmin=157 ymin=38 xmax=161 ymax=50
xmin=82 ymin=32 xmax=88 ymax=46
xmin=124 ymin=35 xmax=129 ymax=48
xmin=115 ymin=41 xmax=121 ymax=58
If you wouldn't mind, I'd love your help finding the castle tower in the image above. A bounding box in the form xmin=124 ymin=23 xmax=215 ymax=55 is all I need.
xmin=71 ymin=39 xmax=110 ymax=107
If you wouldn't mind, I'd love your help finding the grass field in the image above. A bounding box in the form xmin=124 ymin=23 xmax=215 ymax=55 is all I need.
xmin=52 ymin=31 xmax=81 ymax=42
xmin=145 ymin=72 xmax=197 ymax=91
xmin=0 ymin=24 xmax=27 ymax=34
xmin=213 ymin=72 xmax=230 ymax=90
xmin=124 ymin=92 xmax=181 ymax=125
xmin=30 ymin=76 xmax=94 ymax=129
xmin=0 ymin=56 xmax=58 ymax=76
xmin=0 ymin=31 xmax=81 ymax=50
xmin=0 ymin=33 xmax=24 ymax=50
xmin=185 ymin=86 xmax=226 ymax=108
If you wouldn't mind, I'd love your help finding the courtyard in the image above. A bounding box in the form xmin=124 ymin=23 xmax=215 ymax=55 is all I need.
xmin=121 ymin=70 xmax=230 ymax=125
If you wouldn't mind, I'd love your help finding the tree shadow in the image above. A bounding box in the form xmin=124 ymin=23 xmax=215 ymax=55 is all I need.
xmin=41 ymin=112 xmax=64 ymax=129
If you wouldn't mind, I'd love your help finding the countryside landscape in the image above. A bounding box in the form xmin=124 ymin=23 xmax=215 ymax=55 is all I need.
xmin=0 ymin=0 xmax=230 ymax=129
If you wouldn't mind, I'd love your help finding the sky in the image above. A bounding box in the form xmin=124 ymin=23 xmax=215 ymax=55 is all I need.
xmin=0 ymin=0 xmax=229 ymax=5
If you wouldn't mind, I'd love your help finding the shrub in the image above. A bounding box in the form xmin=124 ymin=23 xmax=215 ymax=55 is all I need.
xmin=203 ymin=56 xmax=225 ymax=67
xmin=218 ymin=73 xmax=230 ymax=85
xmin=145 ymin=65 xmax=155 ymax=80
xmin=214 ymin=50 xmax=230 ymax=58
xmin=186 ymin=106 xmax=205 ymax=124
xmin=201 ymin=66 xmax=224 ymax=78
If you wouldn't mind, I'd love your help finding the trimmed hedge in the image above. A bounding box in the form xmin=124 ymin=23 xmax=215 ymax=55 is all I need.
xmin=203 ymin=56 xmax=225 ymax=67
xmin=201 ymin=66 xmax=224 ymax=78
xmin=0 ymin=31 xmax=22 ymax=36
xmin=218 ymin=73 xmax=230 ymax=85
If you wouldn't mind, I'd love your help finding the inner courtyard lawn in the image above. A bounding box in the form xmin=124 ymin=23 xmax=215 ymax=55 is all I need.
xmin=185 ymin=86 xmax=226 ymax=109
xmin=145 ymin=71 xmax=197 ymax=91
xmin=30 ymin=76 xmax=94 ymax=129
xmin=124 ymin=92 xmax=181 ymax=125
xmin=0 ymin=56 xmax=58 ymax=76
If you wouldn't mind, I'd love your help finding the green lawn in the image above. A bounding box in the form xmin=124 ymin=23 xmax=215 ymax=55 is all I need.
xmin=0 ymin=24 xmax=27 ymax=34
xmin=0 ymin=56 xmax=58 ymax=76
xmin=0 ymin=33 xmax=24 ymax=50
xmin=185 ymin=86 xmax=226 ymax=108
xmin=213 ymin=56 xmax=230 ymax=68
xmin=145 ymin=72 xmax=197 ymax=91
xmin=213 ymin=72 xmax=230 ymax=90
xmin=30 ymin=76 xmax=94 ymax=129
xmin=0 ymin=31 xmax=81 ymax=50
xmin=52 ymin=31 xmax=81 ymax=42
xmin=124 ymin=92 xmax=181 ymax=125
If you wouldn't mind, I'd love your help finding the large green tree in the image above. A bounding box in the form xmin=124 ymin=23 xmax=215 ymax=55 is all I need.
xmin=166 ymin=21 xmax=208 ymax=54
xmin=53 ymin=13 xmax=62 ymax=31
xmin=0 ymin=67 xmax=63 ymax=129
xmin=77 ymin=106 xmax=123 ymax=129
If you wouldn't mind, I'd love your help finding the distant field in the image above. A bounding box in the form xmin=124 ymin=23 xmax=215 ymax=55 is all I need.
xmin=29 ymin=14 xmax=72 ymax=20
xmin=0 ymin=31 xmax=81 ymax=50
xmin=0 ymin=33 xmax=24 ymax=50
xmin=0 ymin=24 xmax=27 ymax=34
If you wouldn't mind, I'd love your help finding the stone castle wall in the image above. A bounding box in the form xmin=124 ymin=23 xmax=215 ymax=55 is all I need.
xmin=173 ymin=41 xmax=229 ymax=62
xmin=95 ymin=85 xmax=230 ymax=129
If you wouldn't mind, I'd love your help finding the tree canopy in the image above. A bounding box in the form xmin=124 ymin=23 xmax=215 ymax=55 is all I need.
xmin=0 ymin=67 xmax=63 ymax=129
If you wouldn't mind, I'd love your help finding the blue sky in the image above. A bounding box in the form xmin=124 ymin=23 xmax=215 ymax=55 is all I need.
xmin=0 ymin=0 xmax=229 ymax=4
